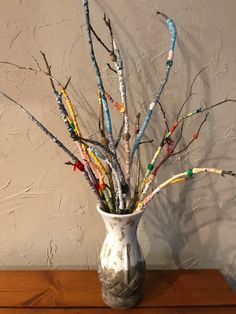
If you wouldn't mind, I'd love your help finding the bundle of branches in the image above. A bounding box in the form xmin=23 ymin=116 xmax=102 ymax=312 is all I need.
xmin=0 ymin=0 xmax=235 ymax=214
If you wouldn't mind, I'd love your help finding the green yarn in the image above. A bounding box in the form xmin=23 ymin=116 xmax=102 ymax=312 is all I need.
xmin=166 ymin=59 xmax=173 ymax=67
xmin=186 ymin=169 xmax=194 ymax=177
xmin=70 ymin=122 xmax=75 ymax=130
xmin=147 ymin=163 xmax=154 ymax=171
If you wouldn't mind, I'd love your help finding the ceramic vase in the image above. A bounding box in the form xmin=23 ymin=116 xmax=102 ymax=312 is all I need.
xmin=97 ymin=205 xmax=146 ymax=309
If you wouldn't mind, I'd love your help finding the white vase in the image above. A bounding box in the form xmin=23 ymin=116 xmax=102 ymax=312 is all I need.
xmin=97 ymin=205 xmax=146 ymax=309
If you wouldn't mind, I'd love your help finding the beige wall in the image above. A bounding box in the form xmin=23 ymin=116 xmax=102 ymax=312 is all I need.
xmin=0 ymin=0 xmax=236 ymax=288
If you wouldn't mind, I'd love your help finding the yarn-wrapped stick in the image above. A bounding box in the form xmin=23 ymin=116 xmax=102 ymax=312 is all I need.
xmin=136 ymin=167 xmax=236 ymax=212
xmin=112 ymin=38 xmax=131 ymax=184
xmin=131 ymin=12 xmax=177 ymax=162
xmin=98 ymin=91 xmax=116 ymax=209
xmin=88 ymin=146 xmax=125 ymax=212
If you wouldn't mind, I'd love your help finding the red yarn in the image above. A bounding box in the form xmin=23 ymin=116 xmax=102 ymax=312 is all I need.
xmin=166 ymin=138 xmax=174 ymax=155
xmin=73 ymin=160 xmax=85 ymax=172
xmin=170 ymin=122 xmax=178 ymax=133
xmin=193 ymin=133 xmax=199 ymax=140
xmin=99 ymin=183 xmax=106 ymax=190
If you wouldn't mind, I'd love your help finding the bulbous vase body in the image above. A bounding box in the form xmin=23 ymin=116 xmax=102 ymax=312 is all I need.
xmin=97 ymin=205 xmax=146 ymax=309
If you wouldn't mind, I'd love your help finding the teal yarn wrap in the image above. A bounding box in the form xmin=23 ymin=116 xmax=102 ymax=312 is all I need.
xmin=166 ymin=18 xmax=177 ymax=52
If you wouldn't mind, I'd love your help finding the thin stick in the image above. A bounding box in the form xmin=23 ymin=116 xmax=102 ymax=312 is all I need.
xmin=103 ymin=14 xmax=115 ymax=59
xmin=172 ymin=113 xmax=209 ymax=156
xmin=90 ymin=24 xmax=111 ymax=54
xmin=158 ymin=100 xmax=169 ymax=131
xmin=107 ymin=63 xmax=117 ymax=74
xmin=40 ymin=51 xmax=57 ymax=93
xmin=176 ymin=66 xmax=208 ymax=121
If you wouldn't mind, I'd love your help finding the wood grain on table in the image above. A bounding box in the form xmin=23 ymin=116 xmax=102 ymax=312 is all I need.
xmin=0 ymin=269 xmax=235 ymax=313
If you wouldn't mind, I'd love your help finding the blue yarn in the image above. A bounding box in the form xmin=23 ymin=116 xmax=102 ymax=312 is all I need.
xmin=166 ymin=18 xmax=177 ymax=52
xmin=131 ymin=16 xmax=177 ymax=163
xmin=131 ymin=109 xmax=153 ymax=160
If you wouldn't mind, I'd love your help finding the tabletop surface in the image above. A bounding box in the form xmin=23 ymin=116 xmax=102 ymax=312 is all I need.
xmin=0 ymin=269 xmax=235 ymax=313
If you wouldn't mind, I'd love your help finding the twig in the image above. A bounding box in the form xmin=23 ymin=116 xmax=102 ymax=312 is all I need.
xmin=90 ymin=24 xmax=111 ymax=54
xmin=172 ymin=112 xmax=209 ymax=156
xmin=158 ymin=100 xmax=169 ymax=131
xmin=140 ymin=139 xmax=154 ymax=145
xmin=176 ymin=66 xmax=208 ymax=121
xmin=103 ymin=14 xmax=115 ymax=58
xmin=106 ymin=63 xmax=117 ymax=73
xmin=40 ymin=50 xmax=57 ymax=93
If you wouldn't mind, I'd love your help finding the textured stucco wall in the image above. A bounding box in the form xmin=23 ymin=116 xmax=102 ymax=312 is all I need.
xmin=0 ymin=0 xmax=236 ymax=288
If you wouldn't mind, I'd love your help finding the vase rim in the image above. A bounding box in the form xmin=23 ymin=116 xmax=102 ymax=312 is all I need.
xmin=96 ymin=204 xmax=144 ymax=218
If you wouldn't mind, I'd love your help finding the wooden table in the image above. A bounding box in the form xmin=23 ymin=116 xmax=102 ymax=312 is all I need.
xmin=0 ymin=269 xmax=235 ymax=313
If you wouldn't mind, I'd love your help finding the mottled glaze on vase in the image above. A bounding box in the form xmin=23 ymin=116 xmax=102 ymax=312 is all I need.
xmin=97 ymin=205 xmax=146 ymax=309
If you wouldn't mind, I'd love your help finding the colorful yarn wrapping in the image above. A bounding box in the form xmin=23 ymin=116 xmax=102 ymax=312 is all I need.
xmin=87 ymin=145 xmax=125 ymax=211
xmin=105 ymin=91 xmax=125 ymax=113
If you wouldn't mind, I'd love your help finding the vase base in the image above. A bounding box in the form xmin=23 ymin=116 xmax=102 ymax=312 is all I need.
xmin=102 ymin=289 xmax=143 ymax=309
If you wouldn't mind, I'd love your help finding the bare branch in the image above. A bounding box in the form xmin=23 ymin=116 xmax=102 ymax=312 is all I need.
xmin=139 ymin=139 xmax=154 ymax=145
xmin=103 ymin=14 xmax=115 ymax=57
xmin=40 ymin=51 xmax=57 ymax=93
xmin=90 ymin=24 xmax=111 ymax=54
xmin=176 ymin=66 xmax=208 ymax=121
xmin=106 ymin=63 xmax=117 ymax=73
xmin=172 ymin=112 xmax=209 ymax=156
xmin=158 ymin=100 xmax=169 ymax=131
xmin=64 ymin=76 xmax=72 ymax=90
